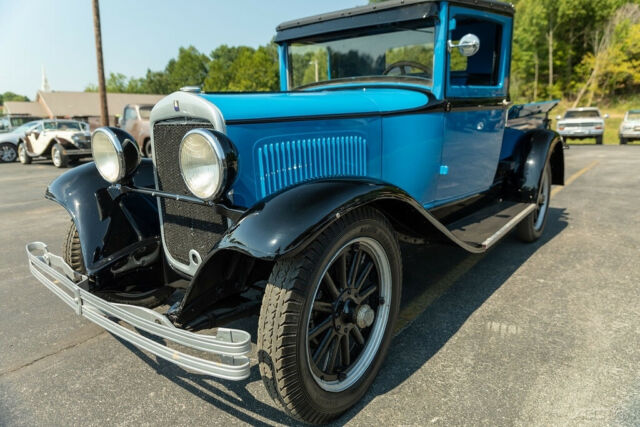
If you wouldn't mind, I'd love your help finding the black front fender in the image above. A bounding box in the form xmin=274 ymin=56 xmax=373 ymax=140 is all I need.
xmin=46 ymin=160 xmax=163 ymax=287
xmin=176 ymin=179 xmax=484 ymax=324
xmin=215 ymin=179 xmax=474 ymax=259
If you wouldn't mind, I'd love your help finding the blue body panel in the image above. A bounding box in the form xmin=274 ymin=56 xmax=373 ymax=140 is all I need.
xmin=194 ymin=1 xmax=518 ymax=211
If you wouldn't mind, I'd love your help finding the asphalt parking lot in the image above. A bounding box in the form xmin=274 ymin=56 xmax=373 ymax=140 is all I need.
xmin=1 ymin=146 xmax=639 ymax=426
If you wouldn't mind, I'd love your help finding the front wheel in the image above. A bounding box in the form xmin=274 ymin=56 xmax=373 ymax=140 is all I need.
xmin=0 ymin=143 xmax=18 ymax=163
xmin=258 ymin=208 xmax=402 ymax=424
xmin=620 ymin=137 xmax=627 ymax=145
xmin=517 ymin=164 xmax=551 ymax=243
xmin=18 ymin=143 xmax=31 ymax=164
xmin=62 ymin=220 xmax=173 ymax=308
xmin=51 ymin=143 xmax=69 ymax=168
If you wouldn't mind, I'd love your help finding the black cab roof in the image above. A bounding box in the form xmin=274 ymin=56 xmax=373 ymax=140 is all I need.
xmin=275 ymin=0 xmax=514 ymax=43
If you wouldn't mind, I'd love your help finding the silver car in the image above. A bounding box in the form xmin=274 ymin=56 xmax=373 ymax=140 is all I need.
xmin=619 ymin=110 xmax=640 ymax=144
xmin=0 ymin=120 xmax=40 ymax=163
xmin=556 ymin=107 xmax=609 ymax=145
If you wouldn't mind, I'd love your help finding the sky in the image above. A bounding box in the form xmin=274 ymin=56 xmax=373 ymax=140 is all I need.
xmin=0 ymin=0 xmax=365 ymax=99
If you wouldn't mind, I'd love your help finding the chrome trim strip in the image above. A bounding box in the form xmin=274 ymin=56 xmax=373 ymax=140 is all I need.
xmin=149 ymin=92 xmax=227 ymax=277
xmin=481 ymin=203 xmax=537 ymax=249
xmin=26 ymin=242 xmax=251 ymax=381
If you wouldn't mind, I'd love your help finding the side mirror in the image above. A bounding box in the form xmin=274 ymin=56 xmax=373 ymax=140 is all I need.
xmin=116 ymin=116 xmax=123 ymax=127
xmin=556 ymin=115 xmax=562 ymax=120
xmin=448 ymin=33 xmax=480 ymax=57
xmin=604 ymin=113 xmax=610 ymax=119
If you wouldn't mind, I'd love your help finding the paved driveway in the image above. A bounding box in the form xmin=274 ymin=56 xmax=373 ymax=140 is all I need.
xmin=1 ymin=146 xmax=639 ymax=425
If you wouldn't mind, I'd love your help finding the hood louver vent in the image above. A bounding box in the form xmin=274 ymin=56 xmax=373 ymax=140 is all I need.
xmin=257 ymin=135 xmax=367 ymax=198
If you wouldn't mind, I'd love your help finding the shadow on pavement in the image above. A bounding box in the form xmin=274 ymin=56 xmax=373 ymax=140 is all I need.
xmin=113 ymin=207 xmax=569 ymax=425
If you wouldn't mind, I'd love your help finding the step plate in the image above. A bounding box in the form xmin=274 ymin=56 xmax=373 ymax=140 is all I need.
xmin=448 ymin=201 xmax=537 ymax=249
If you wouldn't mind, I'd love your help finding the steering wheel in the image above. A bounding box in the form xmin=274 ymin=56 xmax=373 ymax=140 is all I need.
xmin=383 ymin=61 xmax=432 ymax=77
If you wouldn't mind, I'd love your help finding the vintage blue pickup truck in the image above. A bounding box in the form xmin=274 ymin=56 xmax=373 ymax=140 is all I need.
xmin=26 ymin=0 xmax=563 ymax=423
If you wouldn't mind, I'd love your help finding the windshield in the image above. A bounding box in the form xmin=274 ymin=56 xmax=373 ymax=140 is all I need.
xmin=288 ymin=21 xmax=435 ymax=88
xmin=14 ymin=121 xmax=40 ymax=133
xmin=627 ymin=111 xmax=640 ymax=121
xmin=54 ymin=121 xmax=83 ymax=131
xmin=139 ymin=106 xmax=152 ymax=120
xmin=564 ymin=110 xmax=600 ymax=119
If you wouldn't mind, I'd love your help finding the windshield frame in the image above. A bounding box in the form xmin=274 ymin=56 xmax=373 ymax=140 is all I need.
xmin=286 ymin=18 xmax=438 ymax=91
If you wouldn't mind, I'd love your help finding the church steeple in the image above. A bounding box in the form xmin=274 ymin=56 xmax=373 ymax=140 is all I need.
xmin=41 ymin=66 xmax=51 ymax=92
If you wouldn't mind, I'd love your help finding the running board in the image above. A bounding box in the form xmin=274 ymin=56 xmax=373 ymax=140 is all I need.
xmin=447 ymin=201 xmax=537 ymax=250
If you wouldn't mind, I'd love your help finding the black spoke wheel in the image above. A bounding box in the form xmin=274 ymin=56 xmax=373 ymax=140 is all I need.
xmin=258 ymin=207 xmax=401 ymax=424
xmin=306 ymin=237 xmax=391 ymax=391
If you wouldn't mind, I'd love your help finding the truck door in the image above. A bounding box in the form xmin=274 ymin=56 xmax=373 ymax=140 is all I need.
xmin=435 ymin=8 xmax=512 ymax=203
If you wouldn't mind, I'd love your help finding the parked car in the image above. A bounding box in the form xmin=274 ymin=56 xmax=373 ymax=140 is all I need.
xmin=26 ymin=0 xmax=564 ymax=423
xmin=0 ymin=114 xmax=42 ymax=133
xmin=0 ymin=120 xmax=40 ymax=163
xmin=119 ymin=103 xmax=154 ymax=157
xmin=556 ymin=107 xmax=609 ymax=144
xmin=619 ymin=109 xmax=640 ymax=144
xmin=18 ymin=119 xmax=91 ymax=168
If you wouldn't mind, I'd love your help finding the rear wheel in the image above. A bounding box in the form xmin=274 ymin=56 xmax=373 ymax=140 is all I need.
xmin=62 ymin=219 xmax=173 ymax=308
xmin=517 ymin=164 xmax=551 ymax=243
xmin=595 ymin=135 xmax=603 ymax=145
xmin=51 ymin=143 xmax=68 ymax=168
xmin=620 ymin=137 xmax=627 ymax=145
xmin=0 ymin=143 xmax=17 ymax=163
xmin=258 ymin=208 xmax=401 ymax=424
xmin=18 ymin=143 xmax=31 ymax=164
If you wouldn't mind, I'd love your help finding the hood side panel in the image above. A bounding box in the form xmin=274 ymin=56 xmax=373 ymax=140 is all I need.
xmin=226 ymin=118 xmax=382 ymax=208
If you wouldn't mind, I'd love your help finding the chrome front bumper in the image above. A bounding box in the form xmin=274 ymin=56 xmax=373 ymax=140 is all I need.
xmin=26 ymin=242 xmax=251 ymax=381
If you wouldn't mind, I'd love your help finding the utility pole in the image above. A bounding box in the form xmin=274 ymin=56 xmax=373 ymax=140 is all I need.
xmin=92 ymin=0 xmax=109 ymax=126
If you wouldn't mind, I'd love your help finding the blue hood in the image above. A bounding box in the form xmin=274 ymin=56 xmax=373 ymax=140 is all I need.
xmin=199 ymin=87 xmax=433 ymax=123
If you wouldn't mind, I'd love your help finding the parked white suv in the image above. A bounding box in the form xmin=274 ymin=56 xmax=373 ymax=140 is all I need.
xmin=556 ymin=107 xmax=608 ymax=145
xmin=619 ymin=110 xmax=640 ymax=144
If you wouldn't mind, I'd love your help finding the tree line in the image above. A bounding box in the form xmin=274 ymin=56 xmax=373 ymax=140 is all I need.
xmin=84 ymin=0 xmax=640 ymax=106
xmin=85 ymin=44 xmax=280 ymax=94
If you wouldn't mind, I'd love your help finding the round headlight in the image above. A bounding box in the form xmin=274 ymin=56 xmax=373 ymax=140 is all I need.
xmin=179 ymin=129 xmax=226 ymax=200
xmin=91 ymin=127 xmax=140 ymax=183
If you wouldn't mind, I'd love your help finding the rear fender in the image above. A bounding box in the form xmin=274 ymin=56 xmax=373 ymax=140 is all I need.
xmin=506 ymin=129 xmax=564 ymax=201
xmin=46 ymin=160 xmax=165 ymax=288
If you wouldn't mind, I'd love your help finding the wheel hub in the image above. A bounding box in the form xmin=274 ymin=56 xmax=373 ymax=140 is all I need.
xmin=356 ymin=304 xmax=375 ymax=329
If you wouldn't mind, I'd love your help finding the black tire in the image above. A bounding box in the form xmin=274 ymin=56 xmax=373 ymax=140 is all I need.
xmin=620 ymin=137 xmax=627 ymax=145
xmin=18 ymin=143 xmax=31 ymax=164
xmin=258 ymin=207 xmax=402 ymax=424
xmin=0 ymin=143 xmax=18 ymax=163
xmin=51 ymin=143 xmax=69 ymax=168
xmin=143 ymin=139 xmax=153 ymax=158
xmin=517 ymin=164 xmax=552 ymax=243
xmin=595 ymin=135 xmax=603 ymax=145
xmin=62 ymin=219 xmax=173 ymax=308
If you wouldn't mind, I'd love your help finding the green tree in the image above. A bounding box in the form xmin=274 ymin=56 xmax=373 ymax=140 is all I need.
xmin=203 ymin=43 xmax=279 ymax=92
xmin=165 ymin=46 xmax=209 ymax=91
xmin=0 ymin=91 xmax=30 ymax=105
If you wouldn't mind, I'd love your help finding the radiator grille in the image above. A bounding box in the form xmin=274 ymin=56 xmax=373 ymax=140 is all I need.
xmin=257 ymin=135 xmax=367 ymax=198
xmin=153 ymin=121 xmax=227 ymax=265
